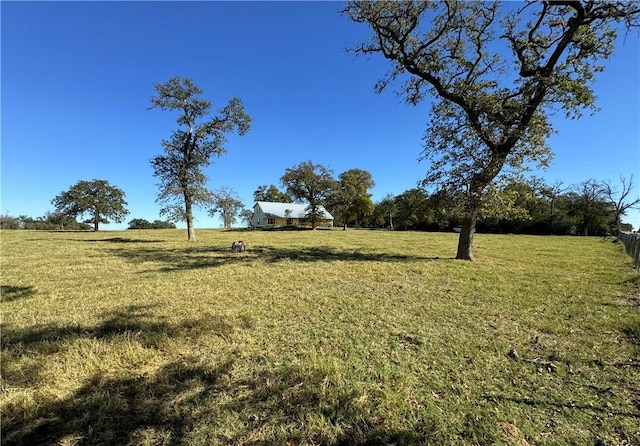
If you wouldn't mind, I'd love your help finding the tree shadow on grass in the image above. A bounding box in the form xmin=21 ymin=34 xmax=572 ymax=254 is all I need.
xmin=105 ymin=244 xmax=452 ymax=273
xmin=81 ymin=237 xmax=164 ymax=244
xmin=1 ymin=285 xmax=36 ymax=303
xmin=1 ymin=358 xmax=236 ymax=446
xmin=2 ymin=358 xmax=437 ymax=446
xmin=1 ymin=304 xmax=234 ymax=353
xmin=0 ymin=304 xmax=237 ymax=394
xmin=482 ymin=393 xmax=640 ymax=420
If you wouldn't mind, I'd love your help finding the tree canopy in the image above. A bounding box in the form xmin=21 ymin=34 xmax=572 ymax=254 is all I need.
xmin=150 ymin=76 xmax=251 ymax=241
xmin=253 ymin=185 xmax=292 ymax=203
xmin=208 ymin=186 xmax=244 ymax=228
xmin=51 ymin=179 xmax=128 ymax=231
xmin=345 ymin=0 xmax=640 ymax=259
xmin=329 ymin=169 xmax=375 ymax=229
xmin=280 ymin=161 xmax=336 ymax=229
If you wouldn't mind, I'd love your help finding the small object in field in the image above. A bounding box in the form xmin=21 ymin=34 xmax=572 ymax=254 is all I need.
xmin=507 ymin=348 xmax=519 ymax=361
xmin=231 ymin=241 xmax=246 ymax=253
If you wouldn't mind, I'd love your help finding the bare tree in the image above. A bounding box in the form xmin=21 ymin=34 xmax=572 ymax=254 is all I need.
xmin=602 ymin=175 xmax=640 ymax=232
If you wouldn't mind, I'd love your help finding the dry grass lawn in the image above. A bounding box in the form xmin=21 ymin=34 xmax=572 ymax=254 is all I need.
xmin=1 ymin=229 xmax=639 ymax=445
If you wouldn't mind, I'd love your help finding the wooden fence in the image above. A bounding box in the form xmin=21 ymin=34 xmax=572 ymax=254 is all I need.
xmin=618 ymin=231 xmax=640 ymax=267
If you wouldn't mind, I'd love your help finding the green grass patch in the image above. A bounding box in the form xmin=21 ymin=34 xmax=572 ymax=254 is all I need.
xmin=1 ymin=229 xmax=639 ymax=445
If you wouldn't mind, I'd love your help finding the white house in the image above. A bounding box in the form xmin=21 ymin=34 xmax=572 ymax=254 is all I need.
xmin=251 ymin=201 xmax=334 ymax=228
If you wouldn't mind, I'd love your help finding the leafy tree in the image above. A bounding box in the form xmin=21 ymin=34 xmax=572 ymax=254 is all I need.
xmin=425 ymin=189 xmax=462 ymax=231
xmin=539 ymin=180 xmax=567 ymax=235
xmin=0 ymin=213 xmax=20 ymax=229
xmin=52 ymin=179 xmax=128 ymax=231
xmin=128 ymin=218 xmax=154 ymax=229
xmin=330 ymin=169 xmax=375 ymax=229
xmin=394 ymin=188 xmax=429 ymax=230
xmin=280 ymin=161 xmax=336 ymax=229
xmin=478 ymin=179 xmax=535 ymax=233
xmin=345 ymin=1 xmax=640 ymax=259
xmin=208 ymin=186 xmax=244 ymax=228
xmin=240 ymin=209 xmax=254 ymax=227
xmin=602 ymin=175 xmax=640 ymax=232
xmin=253 ymin=185 xmax=292 ymax=203
xmin=150 ymin=77 xmax=251 ymax=241
xmin=152 ymin=219 xmax=177 ymax=229
xmin=371 ymin=194 xmax=398 ymax=229
xmin=566 ymin=179 xmax=613 ymax=236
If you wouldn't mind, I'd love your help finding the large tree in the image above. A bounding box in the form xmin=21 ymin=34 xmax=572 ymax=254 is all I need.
xmin=208 ymin=186 xmax=244 ymax=228
xmin=602 ymin=175 xmax=640 ymax=232
xmin=253 ymin=184 xmax=292 ymax=203
xmin=346 ymin=1 xmax=639 ymax=260
xmin=280 ymin=161 xmax=336 ymax=229
xmin=150 ymin=77 xmax=251 ymax=241
xmin=330 ymin=168 xmax=375 ymax=229
xmin=394 ymin=188 xmax=430 ymax=230
xmin=567 ymin=179 xmax=613 ymax=236
xmin=52 ymin=179 xmax=128 ymax=231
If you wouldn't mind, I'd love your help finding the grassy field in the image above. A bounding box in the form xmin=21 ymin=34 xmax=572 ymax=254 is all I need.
xmin=1 ymin=229 xmax=639 ymax=445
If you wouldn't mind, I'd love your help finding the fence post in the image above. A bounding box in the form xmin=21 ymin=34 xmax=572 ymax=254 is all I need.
xmin=618 ymin=230 xmax=640 ymax=267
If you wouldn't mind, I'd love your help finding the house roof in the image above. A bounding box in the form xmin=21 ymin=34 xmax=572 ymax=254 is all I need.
xmin=254 ymin=201 xmax=334 ymax=220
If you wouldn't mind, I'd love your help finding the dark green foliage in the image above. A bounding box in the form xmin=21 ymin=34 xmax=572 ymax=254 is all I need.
xmin=394 ymin=188 xmax=430 ymax=231
xmin=253 ymin=185 xmax=292 ymax=203
xmin=370 ymin=176 xmax=631 ymax=236
xmin=127 ymin=219 xmax=176 ymax=230
xmin=51 ymin=179 xmax=128 ymax=231
xmin=371 ymin=194 xmax=398 ymax=229
xmin=327 ymin=168 xmax=375 ymax=229
xmin=280 ymin=161 xmax=336 ymax=229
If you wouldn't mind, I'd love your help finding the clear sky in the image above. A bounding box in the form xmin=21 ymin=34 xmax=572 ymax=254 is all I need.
xmin=2 ymin=1 xmax=639 ymax=230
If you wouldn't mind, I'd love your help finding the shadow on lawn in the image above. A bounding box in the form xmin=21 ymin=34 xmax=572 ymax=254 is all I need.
xmin=81 ymin=237 xmax=164 ymax=244
xmin=2 ymin=305 xmax=437 ymax=445
xmin=1 ymin=285 xmax=37 ymax=303
xmin=3 ymin=358 xmax=435 ymax=446
xmin=105 ymin=244 xmax=451 ymax=272
xmin=0 ymin=304 xmax=236 ymax=397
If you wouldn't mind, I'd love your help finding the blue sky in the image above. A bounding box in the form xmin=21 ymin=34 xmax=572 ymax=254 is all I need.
xmin=2 ymin=1 xmax=639 ymax=230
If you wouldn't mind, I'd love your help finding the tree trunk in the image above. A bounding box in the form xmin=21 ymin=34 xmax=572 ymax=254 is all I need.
xmin=456 ymin=215 xmax=476 ymax=261
xmin=184 ymin=193 xmax=196 ymax=241
xmin=93 ymin=213 xmax=99 ymax=232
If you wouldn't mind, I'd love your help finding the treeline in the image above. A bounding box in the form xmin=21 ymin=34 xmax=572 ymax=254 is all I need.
xmin=0 ymin=213 xmax=92 ymax=231
xmin=256 ymin=162 xmax=637 ymax=235
xmin=2 ymin=173 xmax=636 ymax=236
xmin=0 ymin=213 xmax=177 ymax=231
xmin=360 ymin=177 xmax=637 ymax=235
xmin=127 ymin=219 xmax=176 ymax=230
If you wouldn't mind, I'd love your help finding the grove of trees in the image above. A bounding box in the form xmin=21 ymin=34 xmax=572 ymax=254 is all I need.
xmin=127 ymin=219 xmax=177 ymax=230
xmin=364 ymin=176 xmax=637 ymax=236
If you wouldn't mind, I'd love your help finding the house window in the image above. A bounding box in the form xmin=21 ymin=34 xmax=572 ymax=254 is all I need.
xmin=287 ymin=218 xmax=294 ymax=226
xmin=267 ymin=218 xmax=275 ymax=225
